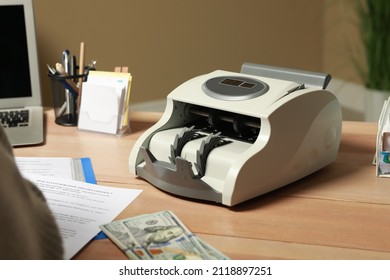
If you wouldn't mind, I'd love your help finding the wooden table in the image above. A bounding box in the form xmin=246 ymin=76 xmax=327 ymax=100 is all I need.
xmin=13 ymin=109 xmax=390 ymax=259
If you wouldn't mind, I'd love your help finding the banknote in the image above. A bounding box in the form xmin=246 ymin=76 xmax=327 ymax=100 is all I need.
xmin=100 ymin=210 xmax=229 ymax=260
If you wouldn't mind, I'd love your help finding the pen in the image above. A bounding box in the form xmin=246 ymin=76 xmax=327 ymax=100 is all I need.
xmin=57 ymin=101 xmax=67 ymax=117
xmin=71 ymin=55 xmax=77 ymax=82
xmin=47 ymin=64 xmax=56 ymax=75
xmin=61 ymin=50 xmax=71 ymax=115
xmin=62 ymin=49 xmax=70 ymax=74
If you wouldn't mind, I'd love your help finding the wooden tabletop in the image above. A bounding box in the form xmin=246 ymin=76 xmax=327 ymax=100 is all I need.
xmin=13 ymin=109 xmax=390 ymax=260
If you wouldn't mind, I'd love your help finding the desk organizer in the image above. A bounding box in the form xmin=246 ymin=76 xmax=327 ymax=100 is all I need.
xmin=49 ymin=73 xmax=86 ymax=126
xmin=78 ymin=71 xmax=132 ymax=135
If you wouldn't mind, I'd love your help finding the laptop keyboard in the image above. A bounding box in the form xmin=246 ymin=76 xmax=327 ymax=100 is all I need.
xmin=0 ymin=109 xmax=30 ymax=128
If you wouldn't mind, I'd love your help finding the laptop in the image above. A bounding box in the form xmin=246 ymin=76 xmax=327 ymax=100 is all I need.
xmin=0 ymin=0 xmax=44 ymax=146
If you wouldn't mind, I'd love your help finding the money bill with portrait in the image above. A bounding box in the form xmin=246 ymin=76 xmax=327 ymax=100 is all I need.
xmin=100 ymin=210 xmax=229 ymax=260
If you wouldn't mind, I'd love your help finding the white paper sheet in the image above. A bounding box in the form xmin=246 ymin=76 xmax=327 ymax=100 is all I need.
xmin=15 ymin=157 xmax=96 ymax=183
xmin=16 ymin=157 xmax=74 ymax=179
xmin=25 ymin=174 xmax=142 ymax=259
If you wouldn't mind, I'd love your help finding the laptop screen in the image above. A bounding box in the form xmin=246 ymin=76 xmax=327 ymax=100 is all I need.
xmin=0 ymin=0 xmax=42 ymax=108
xmin=0 ymin=5 xmax=32 ymax=99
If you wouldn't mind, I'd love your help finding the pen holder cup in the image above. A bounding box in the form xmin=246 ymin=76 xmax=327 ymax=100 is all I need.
xmin=49 ymin=74 xmax=86 ymax=126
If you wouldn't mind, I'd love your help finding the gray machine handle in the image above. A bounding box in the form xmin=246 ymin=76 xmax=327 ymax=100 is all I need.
xmin=240 ymin=62 xmax=332 ymax=89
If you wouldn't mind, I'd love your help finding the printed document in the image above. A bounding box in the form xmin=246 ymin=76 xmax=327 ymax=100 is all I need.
xmin=15 ymin=157 xmax=95 ymax=182
xmin=24 ymin=174 xmax=142 ymax=259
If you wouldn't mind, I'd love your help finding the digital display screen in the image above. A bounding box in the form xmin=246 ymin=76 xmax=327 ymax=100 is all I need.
xmin=240 ymin=82 xmax=256 ymax=88
xmin=204 ymin=76 xmax=268 ymax=101
xmin=220 ymin=78 xmax=256 ymax=89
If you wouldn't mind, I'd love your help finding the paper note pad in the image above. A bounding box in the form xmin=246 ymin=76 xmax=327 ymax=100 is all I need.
xmin=78 ymin=71 xmax=132 ymax=134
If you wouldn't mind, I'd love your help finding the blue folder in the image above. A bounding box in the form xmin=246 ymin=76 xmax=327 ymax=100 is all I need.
xmin=80 ymin=157 xmax=97 ymax=184
xmin=80 ymin=158 xmax=108 ymax=240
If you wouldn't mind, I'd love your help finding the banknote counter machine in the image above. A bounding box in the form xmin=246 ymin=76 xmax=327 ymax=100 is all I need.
xmin=129 ymin=63 xmax=342 ymax=206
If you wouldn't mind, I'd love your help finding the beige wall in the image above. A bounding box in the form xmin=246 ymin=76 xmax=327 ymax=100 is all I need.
xmin=33 ymin=0 xmax=362 ymax=107
xmin=323 ymin=0 xmax=363 ymax=84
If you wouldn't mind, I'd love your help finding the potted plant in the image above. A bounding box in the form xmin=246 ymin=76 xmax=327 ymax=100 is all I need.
xmin=355 ymin=0 xmax=390 ymax=121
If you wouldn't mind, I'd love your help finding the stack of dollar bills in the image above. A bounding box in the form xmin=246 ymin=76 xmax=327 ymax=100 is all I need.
xmin=100 ymin=210 xmax=229 ymax=260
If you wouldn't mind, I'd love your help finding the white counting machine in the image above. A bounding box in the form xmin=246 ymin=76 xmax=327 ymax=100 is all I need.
xmin=129 ymin=63 xmax=342 ymax=206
